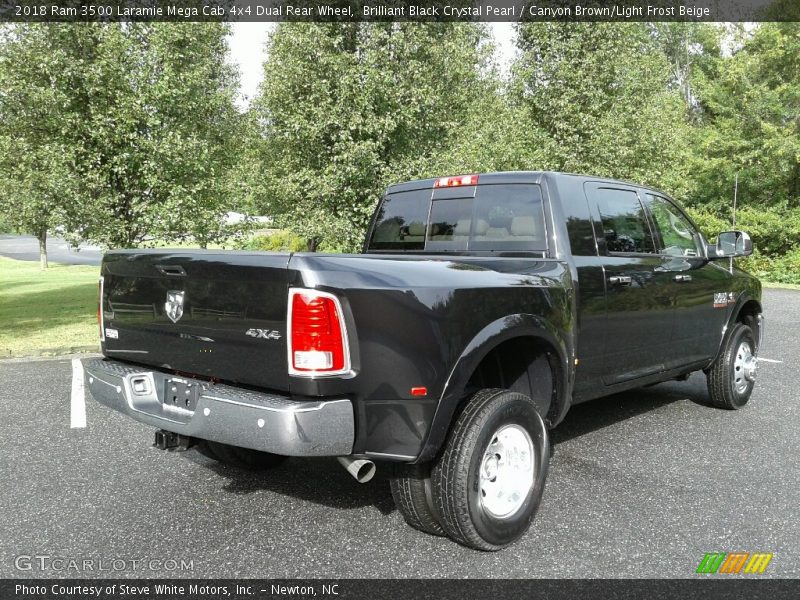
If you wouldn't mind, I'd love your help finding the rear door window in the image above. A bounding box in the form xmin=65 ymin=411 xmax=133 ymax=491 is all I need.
xmin=368 ymin=190 xmax=430 ymax=251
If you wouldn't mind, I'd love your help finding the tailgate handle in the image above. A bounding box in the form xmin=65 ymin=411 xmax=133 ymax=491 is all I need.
xmin=156 ymin=264 xmax=186 ymax=277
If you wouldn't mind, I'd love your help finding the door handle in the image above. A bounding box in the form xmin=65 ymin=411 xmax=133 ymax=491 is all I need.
xmin=608 ymin=276 xmax=632 ymax=286
xmin=156 ymin=264 xmax=186 ymax=277
xmin=673 ymin=274 xmax=692 ymax=282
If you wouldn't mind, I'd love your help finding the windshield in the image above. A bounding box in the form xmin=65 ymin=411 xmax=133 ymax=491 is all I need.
xmin=368 ymin=183 xmax=547 ymax=253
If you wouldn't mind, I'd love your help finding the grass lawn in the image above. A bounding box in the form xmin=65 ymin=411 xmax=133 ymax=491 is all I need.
xmin=0 ymin=257 xmax=100 ymax=358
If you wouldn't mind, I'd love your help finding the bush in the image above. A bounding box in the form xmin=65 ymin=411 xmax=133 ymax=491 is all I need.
xmin=241 ymin=231 xmax=307 ymax=252
xmin=739 ymin=248 xmax=800 ymax=285
xmin=317 ymin=239 xmax=348 ymax=253
xmin=685 ymin=207 xmax=800 ymax=284
xmin=734 ymin=206 xmax=800 ymax=257
xmin=239 ymin=230 xmax=348 ymax=253
xmin=768 ymin=250 xmax=800 ymax=284
xmin=686 ymin=205 xmax=800 ymax=257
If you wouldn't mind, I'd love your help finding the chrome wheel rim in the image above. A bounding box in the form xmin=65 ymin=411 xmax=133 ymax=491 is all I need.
xmin=479 ymin=424 xmax=535 ymax=519
xmin=733 ymin=341 xmax=757 ymax=394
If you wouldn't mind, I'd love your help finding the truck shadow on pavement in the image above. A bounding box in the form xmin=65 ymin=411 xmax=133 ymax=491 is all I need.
xmin=182 ymin=376 xmax=711 ymax=515
xmin=183 ymin=452 xmax=398 ymax=515
xmin=552 ymin=374 xmax=713 ymax=447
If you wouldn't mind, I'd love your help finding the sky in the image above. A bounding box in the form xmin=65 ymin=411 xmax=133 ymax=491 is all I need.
xmin=227 ymin=22 xmax=518 ymax=107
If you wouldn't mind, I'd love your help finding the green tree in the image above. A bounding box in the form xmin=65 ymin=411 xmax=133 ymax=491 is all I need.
xmin=512 ymin=22 xmax=692 ymax=197
xmin=426 ymin=69 xmax=553 ymax=176
xmin=0 ymin=24 xmax=84 ymax=268
xmin=75 ymin=23 xmax=242 ymax=248
xmin=689 ymin=23 xmax=800 ymax=214
xmin=649 ymin=22 xmax=722 ymax=114
xmin=0 ymin=23 xmax=241 ymax=255
xmin=252 ymin=22 xmax=491 ymax=251
xmin=683 ymin=22 xmax=800 ymax=264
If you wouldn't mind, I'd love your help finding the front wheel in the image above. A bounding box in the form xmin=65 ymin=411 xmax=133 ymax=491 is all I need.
xmin=707 ymin=323 xmax=757 ymax=410
xmin=431 ymin=388 xmax=550 ymax=551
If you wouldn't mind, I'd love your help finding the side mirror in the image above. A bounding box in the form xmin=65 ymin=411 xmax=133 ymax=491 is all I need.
xmin=713 ymin=230 xmax=753 ymax=258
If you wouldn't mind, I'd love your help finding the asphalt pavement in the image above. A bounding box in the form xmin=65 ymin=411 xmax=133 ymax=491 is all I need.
xmin=0 ymin=289 xmax=797 ymax=578
xmin=0 ymin=234 xmax=103 ymax=266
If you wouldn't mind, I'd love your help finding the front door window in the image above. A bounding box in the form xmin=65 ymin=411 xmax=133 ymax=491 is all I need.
xmin=645 ymin=195 xmax=701 ymax=257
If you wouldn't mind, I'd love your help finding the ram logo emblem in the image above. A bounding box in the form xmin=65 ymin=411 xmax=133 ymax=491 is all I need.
xmin=165 ymin=290 xmax=185 ymax=323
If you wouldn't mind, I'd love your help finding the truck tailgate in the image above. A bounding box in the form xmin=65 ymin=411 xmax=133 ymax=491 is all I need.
xmin=100 ymin=251 xmax=291 ymax=391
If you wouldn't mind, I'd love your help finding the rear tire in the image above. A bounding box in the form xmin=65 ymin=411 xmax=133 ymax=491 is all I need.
xmin=199 ymin=440 xmax=288 ymax=470
xmin=707 ymin=323 xmax=757 ymax=410
xmin=390 ymin=463 xmax=446 ymax=536
xmin=431 ymin=388 xmax=549 ymax=551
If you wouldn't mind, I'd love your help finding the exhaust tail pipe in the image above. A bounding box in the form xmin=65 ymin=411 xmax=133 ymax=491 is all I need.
xmin=337 ymin=456 xmax=376 ymax=483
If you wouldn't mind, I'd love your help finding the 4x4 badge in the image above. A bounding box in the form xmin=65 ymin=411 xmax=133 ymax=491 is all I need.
xmin=245 ymin=328 xmax=281 ymax=340
xmin=165 ymin=290 xmax=185 ymax=323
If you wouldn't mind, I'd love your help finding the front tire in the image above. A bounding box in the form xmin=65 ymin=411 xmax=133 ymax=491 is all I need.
xmin=431 ymin=388 xmax=549 ymax=551
xmin=707 ymin=323 xmax=757 ymax=409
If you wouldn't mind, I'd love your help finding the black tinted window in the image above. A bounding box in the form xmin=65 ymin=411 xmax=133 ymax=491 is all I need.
xmin=368 ymin=190 xmax=430 ymax=250
xmin=368 ymin=183 xmax=546 ymax=252
xmin=595 ymin=188 xmax=655 ymax=254
xmin=645 ymin=194 xmax=701 ymax=257
xmin=468 ymin=184 xmax=546 ymax=251
xmin=562 ymin=197 xmax=597 ymax=257
xmin=427 ymin=196 xmax=474 ymax=250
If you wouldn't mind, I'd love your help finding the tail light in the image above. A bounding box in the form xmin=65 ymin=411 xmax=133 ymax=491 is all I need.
xmin=98 ymin=276 xmax=105 ymax=341
xmin=288 ymin=289 xmax=350 ymax=376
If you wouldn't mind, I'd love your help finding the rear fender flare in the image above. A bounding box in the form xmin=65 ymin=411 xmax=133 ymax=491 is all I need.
xmin=414 ymin=314 xmax=571 ymax=463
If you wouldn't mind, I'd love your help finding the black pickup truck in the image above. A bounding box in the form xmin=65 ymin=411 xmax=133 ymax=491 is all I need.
xmin=84 ymin=171 xmax=763 ymax=550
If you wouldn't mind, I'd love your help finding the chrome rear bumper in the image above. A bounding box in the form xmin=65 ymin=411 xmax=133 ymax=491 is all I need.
xmin=82 ymin=358 xmax=354 ymax=456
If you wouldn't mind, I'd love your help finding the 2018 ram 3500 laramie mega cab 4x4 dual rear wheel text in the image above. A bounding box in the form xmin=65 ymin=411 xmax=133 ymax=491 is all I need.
xmin=83 ymin=171 xmax=763 ymax=551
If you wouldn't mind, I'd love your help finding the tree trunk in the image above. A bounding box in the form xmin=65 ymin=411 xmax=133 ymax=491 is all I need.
xmin=37 ymin=228 xmax=48 ymax=270
xmin=306 ymin=238 xmax=319 ymax=252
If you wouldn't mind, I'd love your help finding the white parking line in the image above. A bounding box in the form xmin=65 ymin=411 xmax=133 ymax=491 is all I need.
xmin=70 ymin=358 xmax=87 ymax=428
xmin=758 ymin=357 xmax=783 ymax=364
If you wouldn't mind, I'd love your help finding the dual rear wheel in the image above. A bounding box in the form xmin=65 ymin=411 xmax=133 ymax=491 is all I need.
xmin=391 ymin=388 xmax=549 ymax=551
xmin=393 ymin=324 xmax=760 ymax=551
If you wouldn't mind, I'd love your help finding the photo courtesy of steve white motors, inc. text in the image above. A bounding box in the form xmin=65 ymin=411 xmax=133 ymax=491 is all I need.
xmin=14 ymin=583 xmax=337 ymax=597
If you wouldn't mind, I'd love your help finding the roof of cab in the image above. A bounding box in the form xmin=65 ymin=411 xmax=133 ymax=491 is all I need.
xmin=385 ymin=171 xmax=669 ymax=197
xmin=386 ymin=171 xmax=545 ymax=194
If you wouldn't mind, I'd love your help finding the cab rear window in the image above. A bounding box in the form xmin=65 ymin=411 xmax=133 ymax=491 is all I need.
xmin=368 ymin=184 xmax=547 ymax=253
